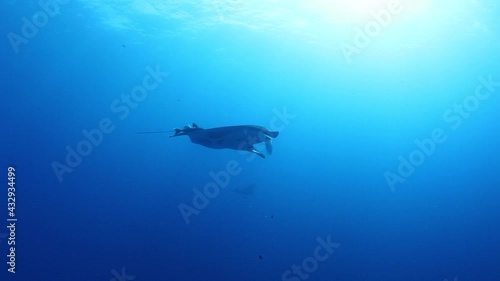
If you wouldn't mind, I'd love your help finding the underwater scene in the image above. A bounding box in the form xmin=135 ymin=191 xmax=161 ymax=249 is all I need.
xmin=1 ymin=0 xmax=500 ymax=280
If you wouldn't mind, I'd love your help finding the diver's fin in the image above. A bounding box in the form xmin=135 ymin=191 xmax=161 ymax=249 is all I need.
xmin=265 ymin=137 xmax=273 ymax=155
xmin=249 ymin=146 xmax=265 ymax=159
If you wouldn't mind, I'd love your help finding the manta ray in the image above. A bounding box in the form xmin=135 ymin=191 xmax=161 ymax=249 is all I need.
xmin=170 ymin=123 xmax=279 ymax=158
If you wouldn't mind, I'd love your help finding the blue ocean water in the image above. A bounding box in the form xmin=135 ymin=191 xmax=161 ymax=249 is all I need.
xmin=1 ymin=0 xmax=499 ymax=280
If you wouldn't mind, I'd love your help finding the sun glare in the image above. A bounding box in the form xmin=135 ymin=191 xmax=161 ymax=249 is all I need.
xmin=301 ymin=0 xmax=431 ymax=24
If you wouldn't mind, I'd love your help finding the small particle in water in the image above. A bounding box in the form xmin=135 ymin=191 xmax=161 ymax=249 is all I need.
xmin=258 ymin=255 xmax=263 ymax=260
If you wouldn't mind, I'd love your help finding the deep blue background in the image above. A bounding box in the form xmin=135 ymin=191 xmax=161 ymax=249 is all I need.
xmin=1 ymin=1 xmax=499 ymax=280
